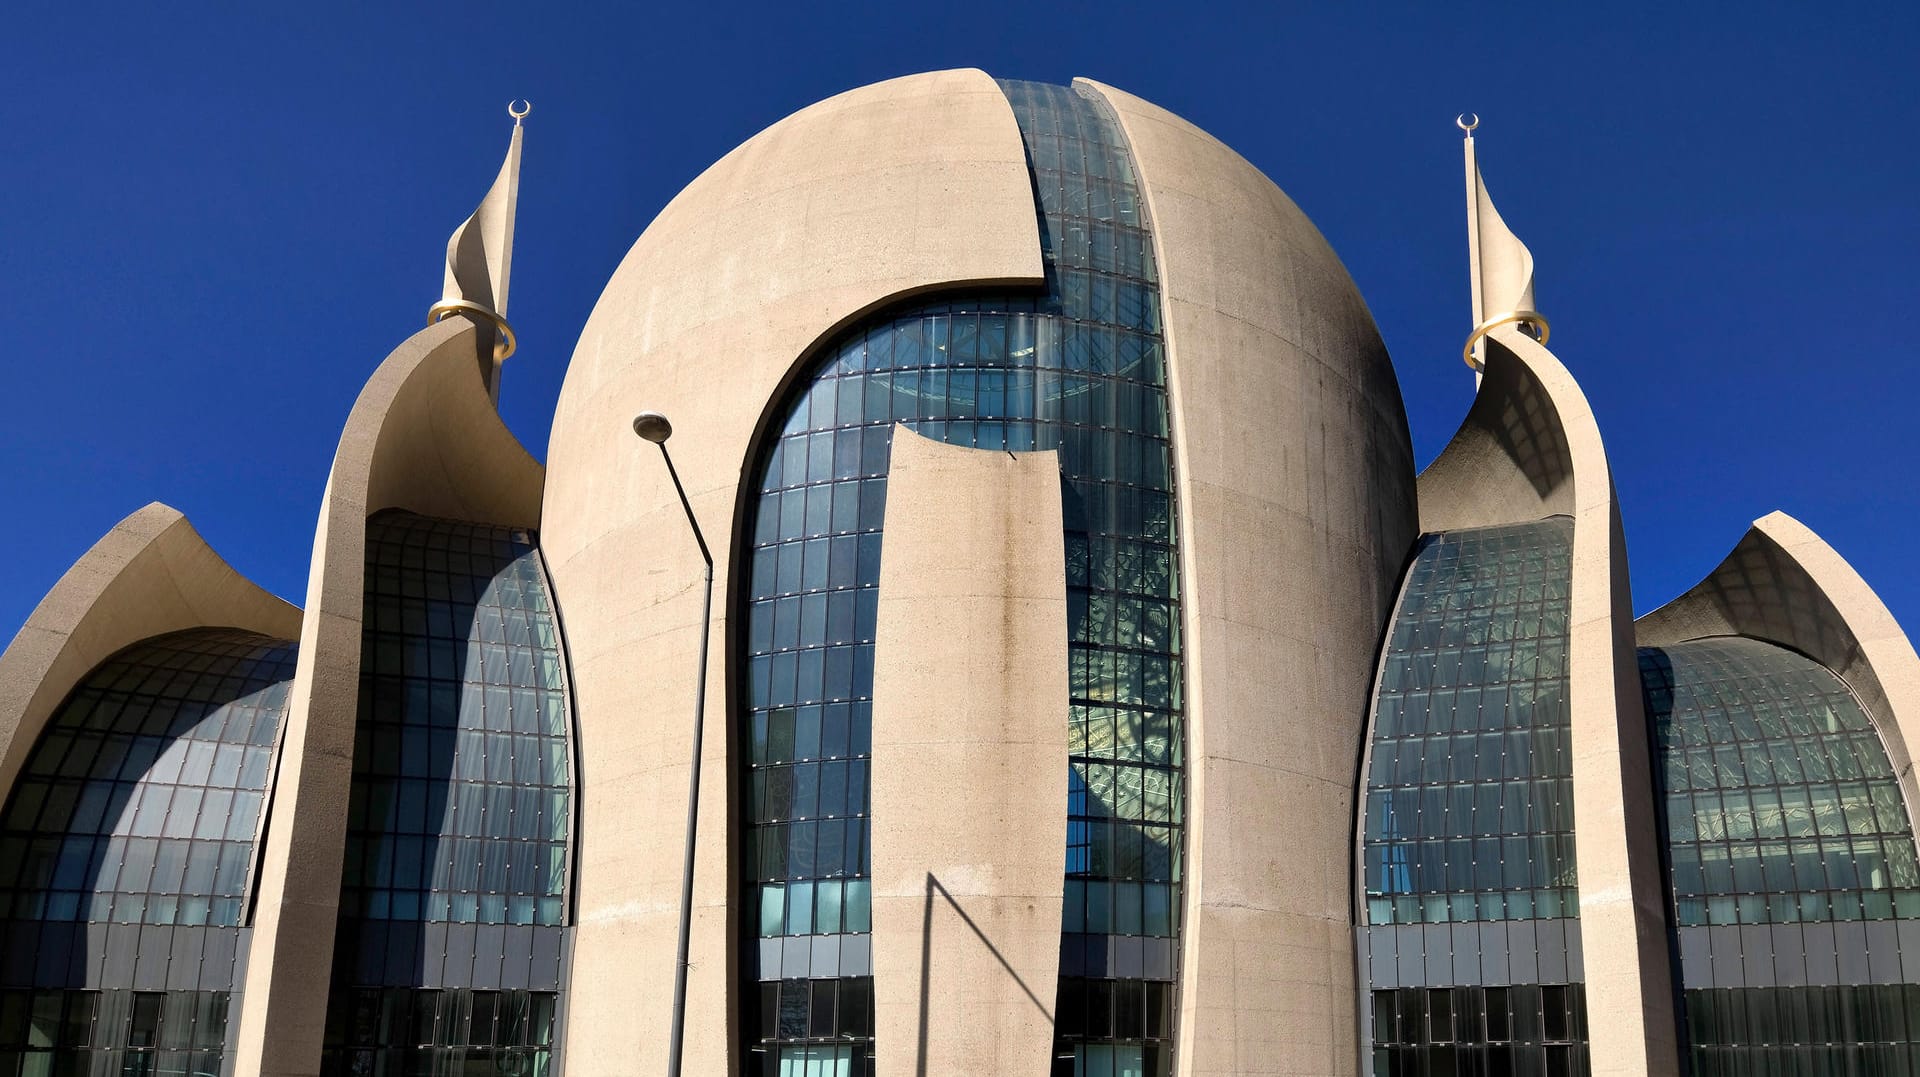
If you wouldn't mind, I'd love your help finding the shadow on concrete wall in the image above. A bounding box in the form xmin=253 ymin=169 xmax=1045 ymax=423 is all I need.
xmin=915 ymin=871 xmax=1053 ymax=1076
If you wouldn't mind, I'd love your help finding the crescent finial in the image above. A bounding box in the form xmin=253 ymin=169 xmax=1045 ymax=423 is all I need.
xmin=508 ymin=99 xmax=532 ymax=125
xmin=1456 ymin=113 xmax=1479 ymax=135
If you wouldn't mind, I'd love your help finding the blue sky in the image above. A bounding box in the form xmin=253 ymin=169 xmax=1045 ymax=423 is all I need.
xmin=5 ymin=2 xmax=1915 ymax=641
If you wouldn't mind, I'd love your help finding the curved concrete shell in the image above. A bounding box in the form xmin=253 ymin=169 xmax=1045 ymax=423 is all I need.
xmin=1082 ymin=80 xmax=1418 ymax=1076
xmin=235 ymin=317 xmax=544 ymax=1077
xmin=1637 ymin=515 xmax=1920 ymax=1070
xmin=0 ymin=501 xmax=300 ymax=802
xmin=869 ymin=428 xmax=1068 ymax=1076
xmin=1391 ymin=328 xmax=1679 ymax=1077
xmin=9 ymin=63 xmax=1905 ymax=1077
xmin=540 ymin=68 xmax=1044 ymax=1075
xmin=542 ymin=68 xmax=1419 ymax=1074
xmin=1637 ymin=510 xmax=1920 ymax=823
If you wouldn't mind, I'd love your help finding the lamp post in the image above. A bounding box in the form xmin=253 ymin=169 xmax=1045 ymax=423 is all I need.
xmin=633 ymin=410 xmax=711 ymax=1077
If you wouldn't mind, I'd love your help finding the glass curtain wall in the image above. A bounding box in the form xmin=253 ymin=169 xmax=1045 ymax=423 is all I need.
xmin=1360 ymin=519 xmax=1591 ymax=1076
xmin=321 ymin=512 xmax=572 ymax=1077
xmin=1643 ymin=637 xmax=1920 ymax=1075
xmin=738 ymin=79 xmax=1185 ymax=1077
xmin=0 ymin=629 xmax=296 ymax=1076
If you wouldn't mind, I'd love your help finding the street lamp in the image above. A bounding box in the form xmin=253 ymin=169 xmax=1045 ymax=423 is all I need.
xmin=634 ymin=410 xmax=711 ymax=1077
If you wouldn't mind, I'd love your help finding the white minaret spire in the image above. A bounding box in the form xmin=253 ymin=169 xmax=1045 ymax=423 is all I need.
xmin=1459 ymin=114 xmax=1547 ymax=386
xmin=430 ymin=100 xmax=529 ymax=389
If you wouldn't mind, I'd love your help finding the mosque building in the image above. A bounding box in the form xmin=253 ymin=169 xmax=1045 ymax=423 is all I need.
xmin=2 ymin=70 xmax=1915 ymax=1077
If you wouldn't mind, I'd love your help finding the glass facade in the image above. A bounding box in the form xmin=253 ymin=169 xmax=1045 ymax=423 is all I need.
xmin=1370 ymin=984 xmax=1588 ymax=1076
xmin=738 ymin=79 xmax=1183 ymax=1075
xmin=1360 ymin=519 xmax=1589 ymax=1075
xmin=1680 ymin=985 xmax=1920 ymax=1075
xmin=1643 ymin=637 xmax=1920 ymax=1074
xmin=0 ymin=628 xmax=296 ymax=1076
xmin=322 ymin=511 xmax=573 ymax=1077
xmin=326 ymin=988 xmax=558 ymax=1074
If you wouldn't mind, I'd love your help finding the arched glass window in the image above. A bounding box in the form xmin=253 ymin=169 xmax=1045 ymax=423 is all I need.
xmin=1360 ymin=519 xmax=1590 ymax=1076
xmin=0 ymin=628 xmax=295 ymax=1076
xmin=321 ymin=511 xmax=572 ymax=1077
xmin=738 ymin=79 xmax=1186 ymax=1077
xmin=1644 ymin=636 xmax=1920 ymax=1075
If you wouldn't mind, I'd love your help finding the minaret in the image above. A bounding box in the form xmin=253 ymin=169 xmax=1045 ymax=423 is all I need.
xmin=1459 ymin=114 xmax=1547 ymax=388
xmin=429 ymin=100 xmax=529 ymax=404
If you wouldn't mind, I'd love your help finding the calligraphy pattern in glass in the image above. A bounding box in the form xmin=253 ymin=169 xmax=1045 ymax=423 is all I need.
xmin=739 ymin=79 xmax=1184 ymax=1076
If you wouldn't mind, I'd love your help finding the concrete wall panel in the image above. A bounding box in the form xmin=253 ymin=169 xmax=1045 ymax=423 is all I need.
xmin=1079 ymin=79 xmax=1419 ymax=1077
xmin=1414 ymin=331 xmax=1679 ymax=1077
xmin=869 ymin=428 xmax=1067 ymax=1077
xmin=539 ymin=68 xmax=1043 ymax=1076
xmin=1637 ymin=510 xmax=1920 ymax=817
xmin=235 ymin=317 xmax=544 ymax=1077
xmin=0 ymin=503 xmax=300 ymax=804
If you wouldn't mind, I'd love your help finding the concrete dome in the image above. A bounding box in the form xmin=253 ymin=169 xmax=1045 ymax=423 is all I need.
xmin=541 ymin=68 xmax=1416 ymax=1075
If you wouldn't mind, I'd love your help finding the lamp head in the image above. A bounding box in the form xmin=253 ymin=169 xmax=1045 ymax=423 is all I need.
xmin=632 ymin=411 xmax=674 ymax=444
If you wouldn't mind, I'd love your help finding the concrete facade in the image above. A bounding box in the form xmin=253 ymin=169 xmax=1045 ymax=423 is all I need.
xmin=1411 ymin=331 xmax=1680 ymax=1077
xmin=539 ymin=68 xmax=1043 ymax=1076
xmin=2 ymin=69 xmax=1913 ymax=1077
xmin=235 ymin=317 xmax=544 ymax=1077
xmin=869 ymin=428 xmax=1068 ymax=1076
xmin=0 ymin=502 xmax=300 ymax=803
xmin=1083 ymin=79 xmax=1420 ymax=1077
xmin=1637 ymin=510 xmax=1920 ymax=827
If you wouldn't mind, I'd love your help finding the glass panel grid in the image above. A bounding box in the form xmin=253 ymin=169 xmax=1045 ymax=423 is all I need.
xmin=338 ymin=512 xmax=571 ymax=928
xmin=1682 ymin=984 xmax=1920 ymax=1076
xmin=323 ymin=512 xmax=572 ymax=1076
xmin=0 ymin=988 xmax=229 ymax=1076
xmin=1051 ymin=976 xmax=1174 ymax=1077
xmin=1371 ymin=985 xmax=1590 ymax=1077
xmin=739 ymin=79 xmax=1184 ymax=1070
xmin=1359 ymin=519 xmax=1588 ymax=1069
xmin=1644 ymin=637 xmax=1920 ymax=1072
xmin=0 ymin=630 xmax=293 ymax=928
xmin=1644 ymin=637 xmax=1920 ymax=927
xmin=0 ymin=628 xmax=292 ymax=1077
xmin=1363 ymin=520 xmax=1580 ymax=926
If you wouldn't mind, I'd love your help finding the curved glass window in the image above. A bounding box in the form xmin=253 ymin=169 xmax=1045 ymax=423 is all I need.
xmin=739 ymin=79 xmax=1184 ymax=1075
xmin=1359 ymin=519 xmax=1589 ymax=1075
xmin=322 ymin=512 xmax=572 ymax=1077
xmin=1643 ymin=636 xmax=1920 ymax=1075
xmin=0 ymin=628 xmax=295 ymax=1076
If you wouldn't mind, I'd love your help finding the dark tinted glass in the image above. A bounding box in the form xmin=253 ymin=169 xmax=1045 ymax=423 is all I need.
xmin=1684 ymin=985 xmax=1920 ymax=1075
xmin=335 ymin=513 xmax=570 ymax=928
xmin=1371 ymin=986 xmax=1590 ymax=1076
xmin=322 ymin=987 xmax=555 ymax=1076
